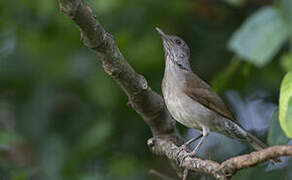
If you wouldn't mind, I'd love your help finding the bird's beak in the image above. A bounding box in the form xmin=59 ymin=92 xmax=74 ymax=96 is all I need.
xmin=155 ymin=27 xmax=171 ymax=43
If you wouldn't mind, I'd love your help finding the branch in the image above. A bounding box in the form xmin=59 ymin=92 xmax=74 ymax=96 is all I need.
xmin=58 ymin=0 xmax=180 ymax=140
xmin=148 ymin=137 xmax=292 ymax=179
xmin=219 ymin=145 xmax=292 ymax=176
xmin=58 ymin=0 xmax=292 ymax=179
xmin=147 ymin=138 xmax=226 ymax=179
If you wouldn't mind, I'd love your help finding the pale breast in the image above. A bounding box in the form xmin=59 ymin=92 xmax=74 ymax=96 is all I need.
xmin=162 ymin=67 xmax=217 ymax=130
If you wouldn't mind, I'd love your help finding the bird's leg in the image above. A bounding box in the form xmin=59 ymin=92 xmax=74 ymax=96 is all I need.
xmin=179 ymin=133 xmax=203 ymax=152
xmin=175 ymin=133 xmax=203 ymax=164
xmin=190 ymin=131 xmax=208 ymax=156
xmin=179 ymin=128 xmax=209 ymax=166
xmin=183 ymin=133 xmax=204 ymax=148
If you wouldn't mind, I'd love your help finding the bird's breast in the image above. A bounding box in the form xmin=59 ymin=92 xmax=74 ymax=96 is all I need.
xmin=162 ymin=69 xmax=217 ymax=129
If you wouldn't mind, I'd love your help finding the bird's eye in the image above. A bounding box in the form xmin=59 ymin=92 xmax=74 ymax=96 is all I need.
xmin=175 ymin=39 xmax=182 ymax=45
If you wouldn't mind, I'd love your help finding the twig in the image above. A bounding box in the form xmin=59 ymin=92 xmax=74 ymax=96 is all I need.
xmin=219 ymin=145 xmax=292 ymax=176
xmin=148 ymin=137 xmax=292 ymax=179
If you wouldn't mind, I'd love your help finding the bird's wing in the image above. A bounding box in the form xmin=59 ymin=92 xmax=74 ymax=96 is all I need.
xmin=183 ymin=72 xmax=236 ymax=121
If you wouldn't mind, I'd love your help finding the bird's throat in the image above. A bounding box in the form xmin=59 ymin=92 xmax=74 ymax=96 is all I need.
xmin=166 ymin=55 xmax=191 ymax=71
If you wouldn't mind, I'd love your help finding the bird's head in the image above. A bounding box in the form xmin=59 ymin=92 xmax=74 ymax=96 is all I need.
xmin=156 ymin=27 xmax=191 ymax=70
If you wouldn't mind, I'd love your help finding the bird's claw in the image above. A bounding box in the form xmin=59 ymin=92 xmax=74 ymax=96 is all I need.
xmin=175 ymin=144 xmax=188 ymax=164
xmin=179 ymin=151 xmax=197 ymax=167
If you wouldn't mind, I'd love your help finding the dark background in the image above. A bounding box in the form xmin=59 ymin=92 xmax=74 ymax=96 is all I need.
xmin=0 ymin=0 xmax=291 ymax=180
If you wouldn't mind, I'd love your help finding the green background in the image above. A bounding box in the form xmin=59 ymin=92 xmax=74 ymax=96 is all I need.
xmin=0 ymin=0 xmax=291 ymax=179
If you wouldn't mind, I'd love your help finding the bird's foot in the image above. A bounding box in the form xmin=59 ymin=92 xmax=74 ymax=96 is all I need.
xmin=175 ymin=144 xmax=188 ymax=164
xmin=179 ymin=150 xmax=198 ymax=167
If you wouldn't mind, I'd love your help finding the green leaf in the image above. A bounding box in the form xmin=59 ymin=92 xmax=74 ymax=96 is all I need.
xmin=267 ymin=109 xmax=289 ymax=145
xmin=280 ymin=53 xmax=292 ymax=72
xmin=279 ymin=72 xmax=292 ymax=138
xmin=285 ymin=98 xmax=292 ymax=136
xmin=228 ymin=7 xmax=288 ymax=67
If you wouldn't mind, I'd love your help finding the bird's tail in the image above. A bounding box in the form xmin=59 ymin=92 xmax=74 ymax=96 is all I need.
xmin=246 ymin=132 xmax=267 ymax=151
xmin=246 ymin=132 xmax=281 ymax=163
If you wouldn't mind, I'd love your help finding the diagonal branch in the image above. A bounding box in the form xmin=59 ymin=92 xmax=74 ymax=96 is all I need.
xmin=58 ymin=0 xmax=180 ymax=140
xmin=58 ymin=0 xmax=292 ymax=180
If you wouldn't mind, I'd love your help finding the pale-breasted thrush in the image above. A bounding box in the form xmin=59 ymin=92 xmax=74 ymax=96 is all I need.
xmin=156 ymin=27 xmax=278 ymax=162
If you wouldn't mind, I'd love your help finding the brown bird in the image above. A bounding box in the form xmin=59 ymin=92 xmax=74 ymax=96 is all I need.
xmin=156 ymin=27 xmax=278 ymax=162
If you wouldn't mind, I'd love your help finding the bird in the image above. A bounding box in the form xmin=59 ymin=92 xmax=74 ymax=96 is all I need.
xmin=155 ymin=27 xmax=279 ymax=163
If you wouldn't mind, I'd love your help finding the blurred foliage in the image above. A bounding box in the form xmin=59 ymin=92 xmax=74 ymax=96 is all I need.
xmin=280 ymin=53 xmax=292 ymax=72
xmin=279 ymin=72 xmax=292 ymax=138
xmin=267 ymin=110 xmax=289 ymax=145
xmin=0 ymin=0 xmax=291 ymax=180
xmin=280 ymin=0 xmax=292 ymax=38
xmin=228 ymin=0 xmax=292 ymax=67
xmin=211 ymin=57 xmax=251 ymax=92
xmin=228 ymin=7 xmax=288 ymax=67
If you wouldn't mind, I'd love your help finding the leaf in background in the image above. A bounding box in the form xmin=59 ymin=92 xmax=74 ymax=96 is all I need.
xmin=11 ymin=170 xmax=30 ymax=180
xmin=280 ymin=0 xmax=292 ymax=37
xmin=77 ymin=119 xmax=113 ymax=151
xmin=267 ymin=109 xmax=289 ymax=145
xmin=279 ymin=72 xmax=292 ymax=138
xmin=285 ymin=98 xmax=292 ymax=136
xmin=92 ymin=0 xmax=122 ymax=14
xmin=224 ymin=0 xmax=245 ymax=7
xmin=40 ymin=135 xmax=67 ymax=180
xmin=280 ymin=53 xmax=292 ymax=72
xmin=109 ymin=156 xmax=140 ymax=179
xmin=62 ymin=119 xmax=113 ymax=178
xmin=228 ymin=7 xmax=288 ymax=67
xmin=0 ymin=31 xmax=16 ymax=59
xmin=211 ymin=57 xmax=241 ymax=93
xmin=0 ymin=131 xmax=23 ymax=150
